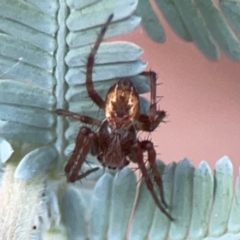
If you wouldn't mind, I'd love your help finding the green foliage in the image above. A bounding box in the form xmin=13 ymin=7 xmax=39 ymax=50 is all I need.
xmin=0 ymin=0 xmax=240 ymax=239
xmin=137 ymin=0 xmax=240 ymax=60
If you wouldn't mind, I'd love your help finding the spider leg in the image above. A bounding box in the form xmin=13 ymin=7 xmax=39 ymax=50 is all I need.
xmin=139 ymin=141 xmax=168 ymax=208
xmin=74 ymin=167 xmax=100 ymax=181
xmin=65 ymin=127 xmax=98 ymax=182
xmin=135 ymin=71 xmax=166 ymax=131
xmin=56 ymin=109 xmax=101 ymax=126
xmin=132 ymin=142 xmax=173 ymax=221
xmin=86 ymin=14 xmax=114 ymax=109
xmin=64 ymin=127 xmax=86 ymax=175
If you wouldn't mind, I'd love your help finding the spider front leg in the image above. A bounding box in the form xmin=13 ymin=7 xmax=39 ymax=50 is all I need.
xmin=86 ymin=14 xmax=114 ymax=109
xmin=132 ymin=141 xmax=173 ymax=221
xmin=65 ymin=126 xmax=99 ymax=182
xmin=56 ymin=109 xmax=101 ymax=127
xmin=136 ymin=71 xmax=166 ymax=131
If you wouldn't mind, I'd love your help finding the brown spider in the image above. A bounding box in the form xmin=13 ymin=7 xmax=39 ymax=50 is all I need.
xmin=56 ymin=14 xmax=173 ymax=221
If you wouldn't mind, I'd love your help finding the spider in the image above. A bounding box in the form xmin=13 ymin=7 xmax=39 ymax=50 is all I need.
xmin=56 ymin=14 xmax=173 ymax=221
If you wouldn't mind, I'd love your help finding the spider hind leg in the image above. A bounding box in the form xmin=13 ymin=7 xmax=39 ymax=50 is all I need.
xmin=132 ymin=141 xmax=174 ymax=221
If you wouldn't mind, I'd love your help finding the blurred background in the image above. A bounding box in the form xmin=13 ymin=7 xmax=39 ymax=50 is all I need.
xmin=118 ymin=1 xmax=240 ymax=176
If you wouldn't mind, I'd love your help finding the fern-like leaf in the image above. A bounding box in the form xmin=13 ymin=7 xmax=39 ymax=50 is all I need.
xmin=0 ymin=1 xmax=239 ymax=240
xmin=137 ymin=0 xmax=240 ymax=60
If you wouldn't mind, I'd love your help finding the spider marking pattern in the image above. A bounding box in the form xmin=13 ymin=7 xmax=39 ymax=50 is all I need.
xmin=56 ymin=14 xmax=173 ymax=221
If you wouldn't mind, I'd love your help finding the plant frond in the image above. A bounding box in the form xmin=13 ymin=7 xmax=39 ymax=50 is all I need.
xmin=137 ymin=0 xmax=240 ymax=60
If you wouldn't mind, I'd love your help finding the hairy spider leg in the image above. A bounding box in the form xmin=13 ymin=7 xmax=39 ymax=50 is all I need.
xmin=64 ymin=127 xmax=86 ymax=175
xmin=74 ymin=167 xmax=99 ymax=181
xmin=139 ymin=140 xmax=168 ymax=208
xmin=56 ymin=109 xmax=101 ymax=127
xmin=141 ymin=71 xmax=157 ymax=118
xmin=65 ymin=127 xmax=98 ymax=182
xmin=86 ymin=14 xmax=114 ymax=109
xmin=135 ymin=71 xmax=166 ymax=131
xmin=132 ymin=142 xmax=174 ymax=221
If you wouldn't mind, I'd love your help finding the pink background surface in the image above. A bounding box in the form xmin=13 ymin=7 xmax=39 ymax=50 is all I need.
xmin=118 ymin=4 xmax=240 ymax=175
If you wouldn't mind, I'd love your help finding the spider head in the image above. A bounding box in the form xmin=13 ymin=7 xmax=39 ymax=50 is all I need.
xmin=105 ymin=78 xmax=140 ymax=129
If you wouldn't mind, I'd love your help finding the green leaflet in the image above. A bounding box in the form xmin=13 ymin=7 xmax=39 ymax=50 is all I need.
xmin=0 ymin=0 xmax=240 ymax=239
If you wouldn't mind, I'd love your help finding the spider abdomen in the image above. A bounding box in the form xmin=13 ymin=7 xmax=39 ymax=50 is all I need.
xmin=105 ymin=78 xmax=140 ymax=129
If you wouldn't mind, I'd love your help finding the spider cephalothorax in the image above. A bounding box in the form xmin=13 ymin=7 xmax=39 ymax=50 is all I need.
xmin=56 ymin=14 xmax=173 ymax=220
xmin=97 ymin=118 xmax=136 ymax=169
